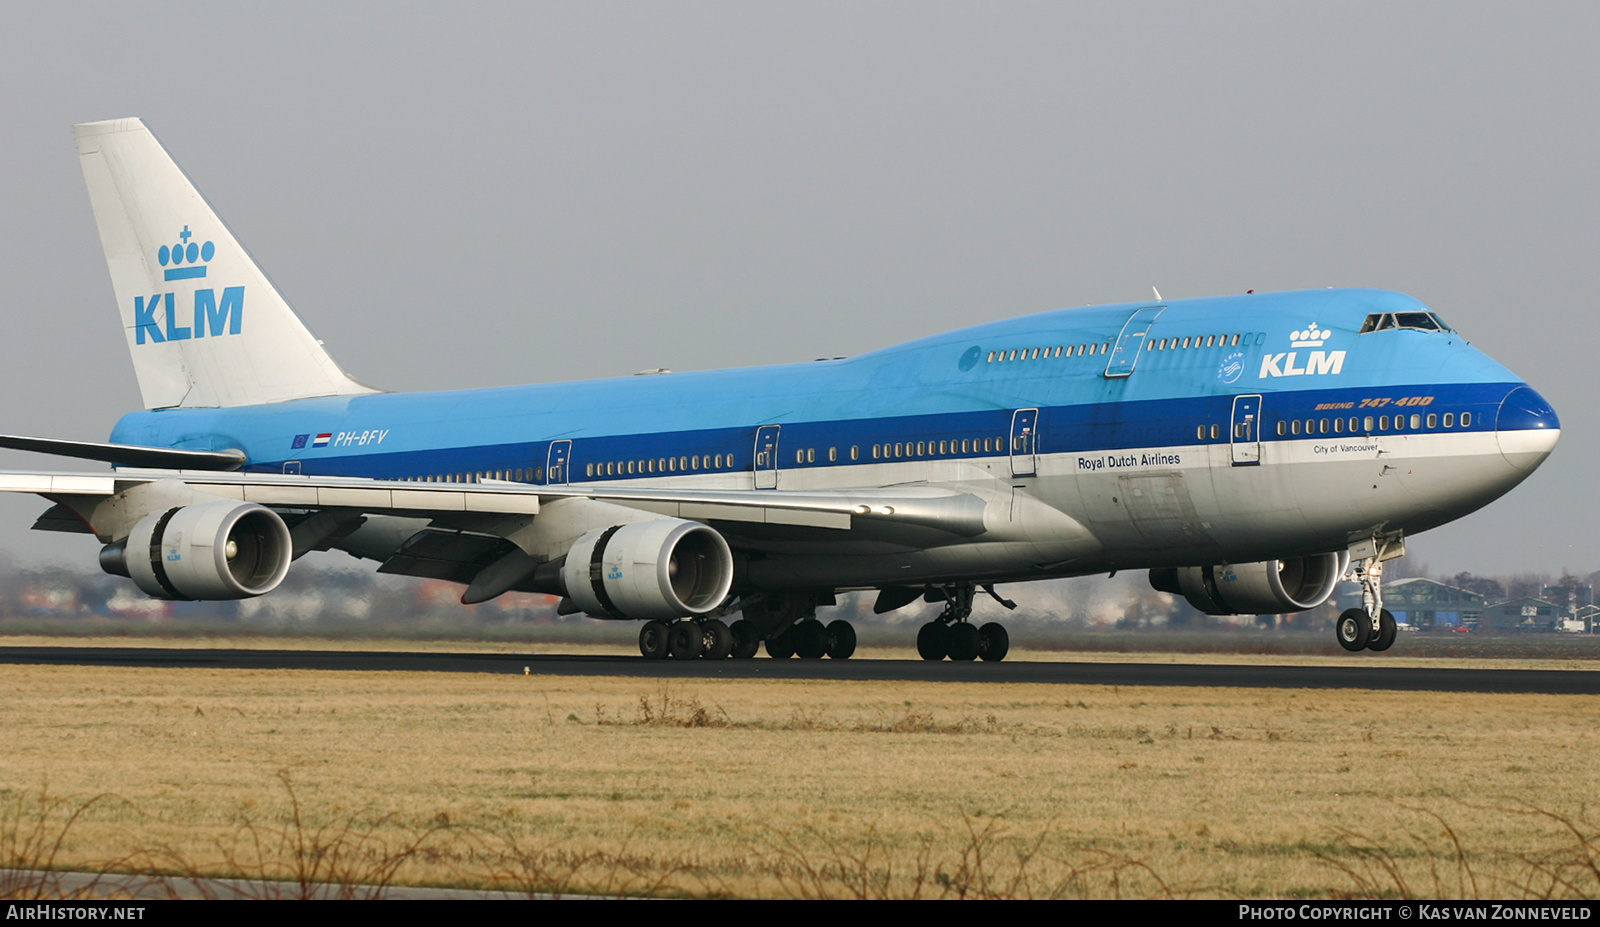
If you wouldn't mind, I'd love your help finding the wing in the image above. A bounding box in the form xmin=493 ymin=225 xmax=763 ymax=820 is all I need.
xmin=0 ymin=466 xmax=1014 ymax=606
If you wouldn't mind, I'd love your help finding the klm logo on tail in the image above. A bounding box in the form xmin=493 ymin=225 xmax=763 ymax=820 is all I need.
xmin=134 ymin=226 xmax=243 ymax=345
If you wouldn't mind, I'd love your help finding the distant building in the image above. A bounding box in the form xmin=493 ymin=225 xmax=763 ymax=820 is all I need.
xmin=1540 ymin=581 xmax=1593 ymax=613
xmin=1478 ymin=597 xmax=1564 ymax=633
xmin=1353 ymin=578 xmax=1486 ymax=630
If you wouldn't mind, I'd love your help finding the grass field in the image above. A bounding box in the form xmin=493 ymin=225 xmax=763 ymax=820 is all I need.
xmin=1 ymin=648 xmax=1597 ymax=898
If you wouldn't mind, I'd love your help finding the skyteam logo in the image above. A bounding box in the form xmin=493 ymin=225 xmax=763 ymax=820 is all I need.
xmin=134 ymin=225 xmax=244 ymax=345
xmin=1259 ymin=322 xmax=1345 ymax=379
xmin=1217 ymin=352 xmax=1245 ymax=384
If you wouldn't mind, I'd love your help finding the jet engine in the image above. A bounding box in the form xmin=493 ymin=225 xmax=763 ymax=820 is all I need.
xmin=561 ymin=519 xmax=734 ymax=619
xmin=101 ymin=501 xmax=293 ymax=600
xmin=1149 ymin=551 xmax=1349 ymax=616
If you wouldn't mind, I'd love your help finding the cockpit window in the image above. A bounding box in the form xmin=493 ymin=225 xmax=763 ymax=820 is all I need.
xmin=1359 ymin=311 xmax=1454 ymax=334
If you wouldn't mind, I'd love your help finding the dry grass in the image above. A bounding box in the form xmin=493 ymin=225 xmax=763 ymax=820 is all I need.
xmin=0 ymin=664 xmax=1596 ymax=898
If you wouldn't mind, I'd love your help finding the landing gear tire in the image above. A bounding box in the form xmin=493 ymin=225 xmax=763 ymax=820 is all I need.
xmin=1336 ymin=608 xmax=1371 ymax=652
xmin=978 ymin=622 xmax=1009 ymax=662
xmin=1367 ymin=609 xmax=1397 ymax=652
xmin=793 ymin=620 xmax=829 ymax=659
xmin=917 ymin=622 xmax=950 ymax=661
xmin=947 ymin=623 xmax=981 ymax=661
xmin=702 ymin=619 xmax=734 ymax=660
xmin=765 ymin=628 xmax=795 ymax=659
xmin=730 ymin=619 xmax=761 ymax=659
xmin=825 ymin=620 xmax=856 ymax=660
xmin=668 ymin=620 xmax=705 ymax=660
xmin=639 ymin=620 xmax=671 ymax=660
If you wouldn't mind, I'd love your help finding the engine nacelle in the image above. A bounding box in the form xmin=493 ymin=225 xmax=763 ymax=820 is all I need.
xmin=103 ymin=501 xmax=293 ymax=600
xmin=1149 ymin=551 xmax=1349 ymax=615
xmin=560 ymin=519 xmax=734 ymax=619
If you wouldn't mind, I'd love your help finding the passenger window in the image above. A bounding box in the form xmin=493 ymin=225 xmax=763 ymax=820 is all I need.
xmin=872 ymin=445 xmax=881 ymax=459
xmin=829 ymin=447 xmax=837 ymax=462
xmin=1363 ymin=416 xmax=1375 ymax=432
xmin=585 ymin=463 xmax=594 ymax=477
xmin=1276 ymin=422 xmax=1286 ymax=436
xmin=1054 ymin=346 xmax=1063 ymax=357
xmin=1348 ymin=417 xmax=1359 ymax=432
xmin=807 ymin=448 xmax=815 ymax=463
xmin=1291 ymin=420 xmax=1301 ymax=436
xmin=1461 ymin=412 xmax=1471 ymax=427
xmin=850 ymin=446 xmax=859 ymax=460
xmin=1210 ymin=424 xmax=1220 ymax=440
xmin=1333 ymin=418 xmax=1344 ymax=434
xmin=1410 ymin=415 xmax=1421 ymax=429
xmin=1319 ymin=419 xmax=1329 ymax=434
xmin=795 ymin=450 xmax=804 ymax=464
xmin=1427 ymin=414 xmax=1437 ymax=428
xmin=1378 ymin=415 xmax=1389 ymax=430
xmin=1443 ymin=413 xmax=1454 ymax=427
xmin=1201 ymin=425 xmax=1209 ymax=440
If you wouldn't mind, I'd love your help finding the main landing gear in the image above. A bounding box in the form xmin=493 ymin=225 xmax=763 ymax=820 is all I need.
xmin=916 ymin=583 xmax=1012 ymax=662
xmin=635 ymin=592 xmax=858 ymax=661
xmin=638 ymin=617 xmax=736 ymax=661
xmin=1335 ymin=550 xmax=1398 ymax=653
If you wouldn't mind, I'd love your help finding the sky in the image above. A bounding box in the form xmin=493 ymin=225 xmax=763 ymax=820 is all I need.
xmin=0 ymin=2 xmax=1593 ymax=578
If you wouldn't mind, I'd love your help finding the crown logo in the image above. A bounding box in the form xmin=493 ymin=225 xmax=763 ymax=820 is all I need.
xmin=1290 ymin=323 xmax=1328 ymax=348
xmin=157 ymin=226 xmax=215 ymax=282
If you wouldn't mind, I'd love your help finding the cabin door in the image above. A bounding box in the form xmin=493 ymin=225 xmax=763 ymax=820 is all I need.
xmin=753 ymin=425 xmax=781 ymax=489
xmin=546 ymin=439 xmax=572 ymax=484
xmin=1230 ymin=395 xmax=1262 ymax=466
xmin=1104 ymin=306 xmax=1165 ymax=378
xmin=1009 ymin=408 xmax=1039 ymax=477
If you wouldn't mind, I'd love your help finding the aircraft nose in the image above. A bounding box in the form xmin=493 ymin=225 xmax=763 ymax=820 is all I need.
xmin=1496 ymin=386 xmax=1560 ymax=471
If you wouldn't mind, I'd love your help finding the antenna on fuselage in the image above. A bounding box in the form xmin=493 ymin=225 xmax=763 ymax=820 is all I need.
xmin=1152 ymin=287 xmax=1163 ymax=302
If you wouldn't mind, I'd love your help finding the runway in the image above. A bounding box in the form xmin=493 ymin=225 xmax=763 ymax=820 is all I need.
xmin=1 ymin=646 xmax=1596 ymax=693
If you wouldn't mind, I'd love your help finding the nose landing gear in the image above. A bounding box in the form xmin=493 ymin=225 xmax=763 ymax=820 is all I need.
xmin=1338 ymin=541 xmax=1401 ymax=653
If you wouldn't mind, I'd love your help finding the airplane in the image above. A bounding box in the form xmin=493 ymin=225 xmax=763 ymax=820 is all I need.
xmin=0 ymin=117 xmax=1560 ymax=661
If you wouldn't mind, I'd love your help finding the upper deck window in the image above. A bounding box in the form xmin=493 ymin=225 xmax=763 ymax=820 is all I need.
xmin=1359 ymin=311 xmax=1453 ymax=334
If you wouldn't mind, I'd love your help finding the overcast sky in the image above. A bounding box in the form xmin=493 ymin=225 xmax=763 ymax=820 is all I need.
xmin=0 ymin=2 xmax=1593 ymax=578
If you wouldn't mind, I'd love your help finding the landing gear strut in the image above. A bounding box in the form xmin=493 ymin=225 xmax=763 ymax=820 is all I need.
xmin=917 ymin=583 xmax=1012 ymax=662
xmin=1337 ymin=537 xmax=1401 ymax=653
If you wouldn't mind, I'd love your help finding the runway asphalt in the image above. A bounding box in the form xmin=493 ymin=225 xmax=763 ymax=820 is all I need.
xmin=0 ymin=646 xmax=1596 ymax=693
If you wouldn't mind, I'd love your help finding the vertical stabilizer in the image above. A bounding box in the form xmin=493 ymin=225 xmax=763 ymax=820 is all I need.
xmin=74 ymin=118 xmax=376 ymax=409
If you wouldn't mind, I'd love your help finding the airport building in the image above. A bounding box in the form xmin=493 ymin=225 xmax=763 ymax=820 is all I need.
xmin=1361 ymin=578 xmax=1486 ymax=630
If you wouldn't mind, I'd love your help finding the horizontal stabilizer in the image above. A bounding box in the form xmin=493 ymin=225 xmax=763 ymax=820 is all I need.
xmin=0 ymin=434 xmax=246 ymax=471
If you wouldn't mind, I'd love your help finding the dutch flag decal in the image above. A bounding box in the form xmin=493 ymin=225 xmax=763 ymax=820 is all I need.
xmin=313 ymin=433 xmax=332 ymax=447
